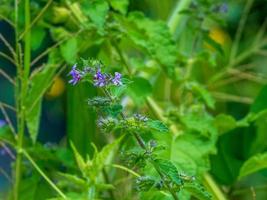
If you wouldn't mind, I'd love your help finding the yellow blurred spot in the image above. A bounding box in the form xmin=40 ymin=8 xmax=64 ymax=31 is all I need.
xmin=209 ymin=27 xmax=229 ymax=46
xmin=45 ymin=77 xmax=65 ymax=99
xmin=205 ymin=27 xmax=231 ymax=51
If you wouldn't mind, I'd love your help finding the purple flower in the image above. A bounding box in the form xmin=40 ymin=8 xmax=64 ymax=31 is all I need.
xmin=94 ymin=69 xmax=107 ymax=87
xmin=112 ymin=72 xmax=122 ymax=86
xmin=0 ymin=119 xmax=6 ymax=128
xmin=68 ymin=64 xmax=83 ymax=85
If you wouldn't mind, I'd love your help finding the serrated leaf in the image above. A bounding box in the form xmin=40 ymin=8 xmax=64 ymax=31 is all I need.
xmin=183 ymin=182 xmax=212 ymax=200
xmin=147 ymin=120 xmax=169 ymax=133
xmin=103 ymin=104 xmax=123 ymax=117
xmin=180 ymin=111 xmax=217 ymax=137
xmin=121 ymin=12 xmax=178 ymax=78
xmin=170 ymin=132 xmax=217 ymax=176
xmin=81 ymin=0 xmax=109 ymax=31
xmin=239 ymin=152 xmax=267 ymax=178
xmin=25 ymin=51 xmax=60 ymax=143
xmin=136 ymin=176 xmax=156 ymax=191
xmin=26 ymin=100 xmax=42 ymax=143
xmin=154 ymin=159 xmax=182 ymax=186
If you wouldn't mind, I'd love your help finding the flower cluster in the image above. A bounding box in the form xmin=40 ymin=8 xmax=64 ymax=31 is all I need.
xmin=68 ymin=63 xmax=122 ymax=87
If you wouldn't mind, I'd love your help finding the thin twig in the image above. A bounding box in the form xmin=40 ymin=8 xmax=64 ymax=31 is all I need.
xmin=0 ymin=34 xmax=16 ymax=59
xmin=229 ymin=0 xmax=255 ymax=63
xmin=227 ymin=68 xmax=267 ymax=84
xmin=211 ymin=92 xmax=253 ymax=104
xmin=0 ymin=167 xmax=12 ymax=183
xmin=0 ymin=102 xmax=16 ymax=112
xmin=0 ymin=103 xmax=17 ymax=138
xmin=0 ymin=14 xmax=15 ymax=27
xmin=31 ymin=30 xmax=83 ymax=66
xmin=19 ymin=0 xmax=53 ymax=40
xmin=0 ymin=52 xmax=16 ymax=66
xmin=22 ymin=150 xmax=67 ymax=199
xmin=0 ymin=142 xmax=16 ymax=159
xmin=0 ymin=69 xmax=16 ymax=85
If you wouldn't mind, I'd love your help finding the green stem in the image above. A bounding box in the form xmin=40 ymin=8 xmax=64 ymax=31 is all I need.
xmin=14 ymin=0 xmax=31 ymax=199
xmin=102 ymin=169 xmax=115 ymax=200
xmin=167 ymin=0 xmax=192 ymax=35
xmin=22 ymin=150 xmax=67 ymax=199
xmin=203 ymin=173 xmax=227 ymax=200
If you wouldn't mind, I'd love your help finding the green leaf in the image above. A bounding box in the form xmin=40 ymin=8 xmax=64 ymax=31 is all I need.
xmin=180 ymin=111 xmax=217 ymax=137
xmin=251 ymin=85 xmax=267 ymax=113
xmin=91 ymin=136 xmax=123 ymax=176
xmin=0 ymin=125 xmax=15 ymax=145
xmin=147 ymin=120 xmax=169 ymax=133
xmin=31 ymin=27 xmax=46 ymax=50
xmin=25 ymin=50 xmax=60 ymax=143
xmin=67 ymin=82 xmax=97 ymax=157
xmin=183 ymin=182 xmax=212 ymax=200
xmin=19 ymin=174 xmax=53 ymax=200
xmin=190 ymin=82 xmax=215 ymax=109
xmin=120 ymin=12 xmax=179 ymax=78
xmin=103 ymin=104 xmax=123 ymax=117
xmin=56 ymin=172 xmax=87 ymax=188
xmin=70 ymin=142 xmax=86 ymax=172
xmin=214 ymin=114 xmax=237 ymax=135
xmin=239 ymin=152 xmax=267 ymax=178
xmin=81 ymin=0 xmax=109 ymax=31
xmin=136 ymin=176 xmax=156 ymax=191
xmin=174 ymin=136 xmax=215 ymax=176
xmin=128 ymin=77 xmax=152 ymax=103
xmin=96 ymin=183 xmax=115 ymax=190
xmin=154 ymin=159 xmax=182 ymax=186
xmin=60 ymin=37 xmax=77 ymax=64
xmin=108 ymin=0 xmax=129 ymax=15
xmin=210 ymin=129 xmax=244 ymax=184
xmin=26 ymin=100 xmax=42 ymax=143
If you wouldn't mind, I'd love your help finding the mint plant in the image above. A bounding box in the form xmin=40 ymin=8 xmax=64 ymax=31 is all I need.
xmin=67 ymin=59 xmax=211 ymax=200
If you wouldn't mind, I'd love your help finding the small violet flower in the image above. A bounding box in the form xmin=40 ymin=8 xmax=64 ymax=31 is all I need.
xmin=68 ymin=64 xmax=83 ymax=85
xmin=94 ymin=69 xmax=107 ymax=87
xmin=112 ymin=72 xmax=122 ymax=86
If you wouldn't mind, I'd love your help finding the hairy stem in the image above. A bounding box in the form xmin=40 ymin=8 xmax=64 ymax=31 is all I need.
xmin=14 ymin=0 xmax=31 ymax=198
